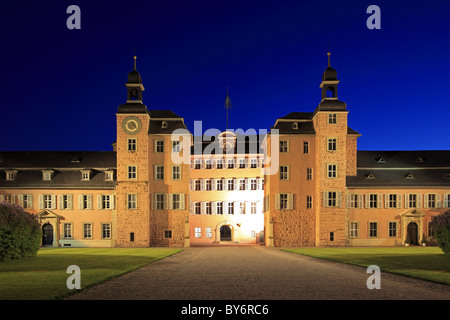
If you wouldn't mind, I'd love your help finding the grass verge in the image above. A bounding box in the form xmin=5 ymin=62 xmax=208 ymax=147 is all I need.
xmin=283 ymin=247 xmax=450 ymax=285
xmin=0 ymin=248 xmax=182 ymax=300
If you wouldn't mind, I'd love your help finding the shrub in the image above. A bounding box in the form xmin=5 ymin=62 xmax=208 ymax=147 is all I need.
xmin=0 ymin=201 xmax=41 ymax=262
xmin=430 ymin=211 xmax=450 ymax=254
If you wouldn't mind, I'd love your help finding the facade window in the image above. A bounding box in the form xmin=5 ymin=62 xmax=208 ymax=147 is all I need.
xmin=172 ymin=141 xmax=180 ymax=153
xmin=427 ymin=194 xmax=436 ymax=208
xmin=328 ymin=113 xmax=337 ymax=124
xmin=251 ymin=202 xmax=257 ymax=214
xmin=216 ymin=179 xmax=223 ymax=191
xmin=444 ymin=194 xmax=450 ymax=208
xmin=154 ymin=193 xmax=165 ymax=210
xmin=330 ymin=232 xmax=334 ymax=241
xmin=205 ymin=159 xmax=212 ymax=169
xmin=164 ymin=230 xmax=172 ymax=239
xmin=216 ymin=159 xmax=223 ymax=169
xmin=303 ymin=141 xmax=309 ymax=154
xmin=130 ymin=232 xmax=135 ymax=242
xmin=239 ymin=179 xmax=245 ymax=190
xmin=369 ymin=194 xmax=378 ymax=208
xmin=128 ymin=166 xmax=137 ymax=179
xmin=239 ymin=159 xmax=246 ymax=169
xmin=348 ymin=194 xmax=360 ymax=209
xmin=127 ymin=194 xmax=137 ymax=209
xmin=250 ymin=179 xmax=257 ymax=190
xmin=79 ymin=194 xmax=92 ymax=210
xmin=43 ymin=195 xmax=53 ymax=209
xmin=250 ymin=158 xmax=257 ymax=168
xmin=388 ymin=194 xmax=397 ymax=208
xmin=407 ymin=194 xmax=417 ymax=208
xmin=102 ymin=223 xmax=111 ymax=239
xmin=101 ymin=195 xmax=112 ymax=209
xmin=195 ymin=227 xmax=201 ymax=238
xmin=155 ymin=166 xmax=164 ymax=180
xmin=227 ymin=179 xmax=234 ymax=191
xmin=307 ymin=196 xmax=312 ymax=209
xmin=195 ymin=202 xmax=201 ymax=215
xmin=227 ymin=202 xmax=234 ymax=215
xmin=155 ymin=140 xmax=164 ymax=153
xmin=389 ymin=222 xmax=397 ymax=237
xmin=227 ymin=159 xmax=234 ymax=169
xmin=194 ymin=179 xmax=201 ymax=191
xmin=128 ymin=138 xmax=137 ymax=151
xmin=206 ymin=179 xmax=212 ymax=191
xmin=239 ymin=202 xmax=245 ymax=214
xmin=280 ymin=166 xmax=289 ymax=180
xmin=172 ymin=166 xmax=181 ymax=180
xmin=280 ymin=194 xmax=288 ymax=210
xmin=428 ymin=222 xmax=434 ymax=237
xmin=206 ymin=202 xmax=212 ymax=215
xmin=327 ymin=138 xmax=337 ymax=152
xmin=83 ymin=223 xmax=92 ymax=239
xmin=350 ymin=222 xmax=358 ymax=238
xmin=22 ymin=194 xmax=33 ymax=209
xmin=171 ymin=193 xmax=184 ymax=210
xmin=63 ymin=223 xmax=73 ymax=239
xmin=369 ymin=222 xmax=378 ymax=238
xmin=307 ymin=168 xmax=313 ymax=180
xmin=327 ymin=164 xmax=337 ymax=178
xmin=327 ymin=192 xmax=337 ymax=207
xmin=194 ymin=159 xmax=201 ymax=169
xmin=217 ymin=202 xmax=223 ymax=215
xmin=205 ymin=228 xmax=212 ymax=238
xmin=280 ymin=140 xmax=289 ymax=153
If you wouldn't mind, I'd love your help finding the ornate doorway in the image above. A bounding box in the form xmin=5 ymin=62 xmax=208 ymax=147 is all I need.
xmin=406 ymin=222 xmax=418 ymax=245
xmin=42 ymin=223 xmax=54 ymax=245
xmin=220 ymin=225 xmax=232 ymax=241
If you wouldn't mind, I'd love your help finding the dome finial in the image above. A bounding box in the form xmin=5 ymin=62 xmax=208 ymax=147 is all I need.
xmin=327 ymin=51 xmax=331 ymax=67
xmin=133 ymin=55 xmax=137 ymax=71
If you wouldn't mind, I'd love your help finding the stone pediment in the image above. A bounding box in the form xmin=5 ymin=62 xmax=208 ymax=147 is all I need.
xmin=37 ymin=209 xmax=61 ymax=219
xmin=401 ymin=208 xmax=425 ymax=217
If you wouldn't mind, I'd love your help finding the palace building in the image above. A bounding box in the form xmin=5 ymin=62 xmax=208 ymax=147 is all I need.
xmin=0 ymin=54 xmax=449 ymax=248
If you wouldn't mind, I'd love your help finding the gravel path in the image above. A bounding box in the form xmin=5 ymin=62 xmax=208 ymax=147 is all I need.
xmin=65 ymin=246 xmax=450 ymax=300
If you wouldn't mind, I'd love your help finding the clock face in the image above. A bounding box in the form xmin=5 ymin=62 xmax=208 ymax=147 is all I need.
xmin=122 ymin=116 xmax=142 ymax=135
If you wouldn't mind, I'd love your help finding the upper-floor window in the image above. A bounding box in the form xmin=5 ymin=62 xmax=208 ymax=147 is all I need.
xmin=280 ymin=166 xmax=289 ymax=180
xmin=327 ymin=164 xmax=337 ymax=178
xmin=303 ymin=142 xmax=309 ymax=154
xmin=128 ymin=138 xmax=137 ymax=152
xmin=328 ymin=113 xmax=337 ymax=124
xmin=128 ymin=166 xmax=137 ymax=180
xmin=155 ymin=165 xmax=164 ymax=180
xmin=172 ymin=166 xmax=181 ymax=180
xmin=216 ymin=159 xmax=223 ymax=169
xmin=227 ymin=159 xmax=234 ymax=169
xmin=155 ymin=140 xmax=164 ymax=153
xmin=307 ymin=168 xmax=313 ymax=180
xmin=280 ymin=140 xmax=289 ymax=153
xmin=172 ymin=141 xmax=180 ymax=153
xmin=327 ymin=138 xmax=337 ymax=152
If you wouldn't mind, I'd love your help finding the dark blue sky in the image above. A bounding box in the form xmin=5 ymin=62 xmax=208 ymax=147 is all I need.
xmin=0 ymin=0 xmax=449 ymax=151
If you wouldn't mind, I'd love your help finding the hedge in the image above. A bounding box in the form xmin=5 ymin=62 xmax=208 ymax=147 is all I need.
xmin=430 ymin=211 xmax=450 ymax=254
xmin=0 ymin=202 xmax=41 ymax=262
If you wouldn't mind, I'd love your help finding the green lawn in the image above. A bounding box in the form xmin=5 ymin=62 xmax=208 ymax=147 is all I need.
xmin=0 ymin=248 xmax=182 ymax=300
xmin=284 ymin=247 xmax=450 ymax=285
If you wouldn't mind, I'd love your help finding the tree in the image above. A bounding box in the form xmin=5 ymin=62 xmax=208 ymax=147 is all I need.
xmin=430 ymin=211 xmax=450 ymax=254
xmin=0 ymin=202 xmax=41 ymax=262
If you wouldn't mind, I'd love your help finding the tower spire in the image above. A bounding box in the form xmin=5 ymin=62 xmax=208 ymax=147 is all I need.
xmin=327 ymin=51 xmax=331 ymax=67
xmin=133 ymin=55 xmax=137 ymax=71
xmin=224 ymin=86 xmax=232 ymax=130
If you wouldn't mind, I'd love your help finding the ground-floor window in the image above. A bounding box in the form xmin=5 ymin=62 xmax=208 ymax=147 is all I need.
xmin=195 ymin=227 xmax=201 ymax=238
xmin=350 ymin=222 xmax=358 ymax=238
xmin=388 ymin=222 xmax=397 ymax=237
xmin=369 ymin=222 xmax=377 ymax=238
xmin=206 ymin=228 xmax=212 ymax=238
xmin=102 ymin=223 xmax=111 ymax=239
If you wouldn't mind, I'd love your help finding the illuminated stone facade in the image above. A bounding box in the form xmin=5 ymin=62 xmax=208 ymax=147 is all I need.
xmin=0 ymin=54 xmax=449 ymax=248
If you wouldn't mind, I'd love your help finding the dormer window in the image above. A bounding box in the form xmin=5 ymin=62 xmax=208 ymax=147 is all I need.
xmin=162 ymin=121 xmax=168 ymax=128
xmin=105 ymin=170 xmax=114 ymax=181
xmin=366 ymin=173 xmax=375 ymax=179
xmin=405 ymin=173 xmax=415 ymax=180
xmin=292 ymin=122 xmax=298 ymax=130
xmin=81 ymin=169 xmax=91 ymax=181
xmin=5 ymin=169 xmax=17 ymax=181
xmin=42 ymin=170 xmax=54 ymax=181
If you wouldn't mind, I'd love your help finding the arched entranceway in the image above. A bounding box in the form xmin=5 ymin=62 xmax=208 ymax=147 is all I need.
xmin=220 ymin=225 xmax=232 ymax=241
xmin=42 ymin=223 xmax=54 ymax=246
xmin=406 ymin=222 xmax=418 ymax=245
